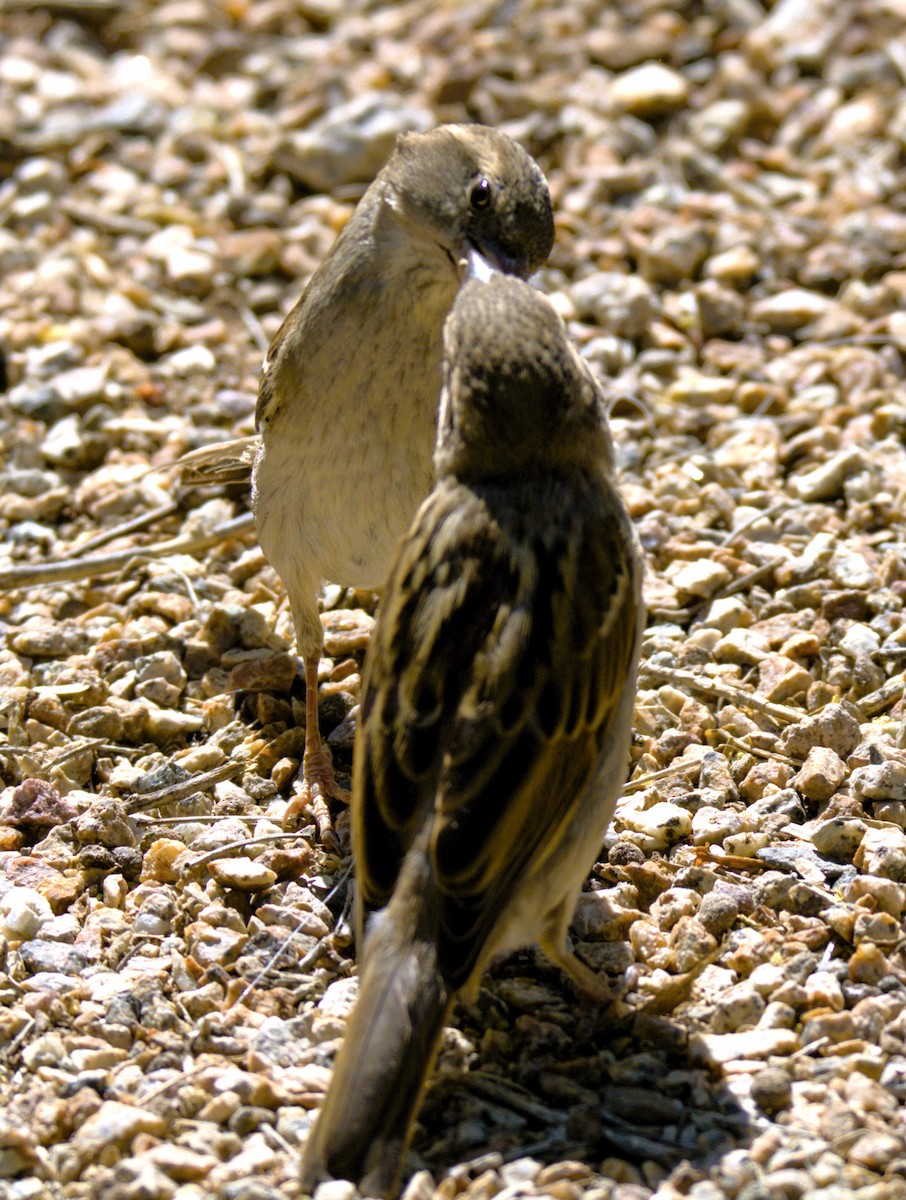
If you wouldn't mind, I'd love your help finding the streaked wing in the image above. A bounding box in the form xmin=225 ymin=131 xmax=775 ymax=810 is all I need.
xmin=354 ymin=471 xmax=639 ymax=988
xmin=354 ymin=480 xmax=512 ymax=915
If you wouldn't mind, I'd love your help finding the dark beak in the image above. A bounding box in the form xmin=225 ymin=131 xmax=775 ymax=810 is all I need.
xmin=457 ymin=233 xmax=536 ymax=281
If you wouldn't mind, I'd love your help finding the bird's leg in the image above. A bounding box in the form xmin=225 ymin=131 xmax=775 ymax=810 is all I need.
xmin=283 ymin=655 xmax=351 ymax=848
xmin=540 ymin=935 xmax=617 ymax=1007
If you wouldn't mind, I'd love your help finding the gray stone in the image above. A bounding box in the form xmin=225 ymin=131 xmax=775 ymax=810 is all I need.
xmin=273 ymin=94 xmax=433 ymax=193
xmin=851 ymin=761 xmax=906 ymax=801
xmin=19 ymin=940 xmax=92 ymax=976
xmin=779 ymin=705 xmax=861 ymax=759
xmin=571 ymin=271 xmax=655 ymax=337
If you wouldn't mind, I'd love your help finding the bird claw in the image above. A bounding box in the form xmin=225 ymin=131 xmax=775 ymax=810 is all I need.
xmin=283 ymin=746 xmax=350 ymax=851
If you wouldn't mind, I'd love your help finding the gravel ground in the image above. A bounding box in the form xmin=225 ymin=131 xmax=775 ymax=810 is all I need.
xmin=2 ymin=2 xmax=906 ymax=1199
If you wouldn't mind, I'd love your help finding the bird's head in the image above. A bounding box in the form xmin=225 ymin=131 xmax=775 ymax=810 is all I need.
xmin=435 ymin=275 xmax=613 ymax=483
xmin=381 ymin=124 xmax=554 ymax=285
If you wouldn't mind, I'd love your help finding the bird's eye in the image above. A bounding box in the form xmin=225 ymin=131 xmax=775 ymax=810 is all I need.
xmin=469 ymin=178 xmax=493 ymax=211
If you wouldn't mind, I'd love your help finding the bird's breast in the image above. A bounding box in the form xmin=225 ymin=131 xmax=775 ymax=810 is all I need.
xmin=256 ymin=306 xmax=445 ymax=589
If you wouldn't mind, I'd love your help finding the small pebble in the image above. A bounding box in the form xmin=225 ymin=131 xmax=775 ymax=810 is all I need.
xmin=749 ymin=1067 xmax=793 ymax=1115
xmin=209 ymin=857 xmax=278 ymax=892
xmin=0 ymin=887 xmax=52 ymax=941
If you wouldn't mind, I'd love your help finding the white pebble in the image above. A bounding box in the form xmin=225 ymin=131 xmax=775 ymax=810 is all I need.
xmin=620 ymin=801 xmax=693 ymax=848
xmin=692 ymin=806 xmax=743 ymax=845
xmin=0 ymin=887 xmax=52 ymax=941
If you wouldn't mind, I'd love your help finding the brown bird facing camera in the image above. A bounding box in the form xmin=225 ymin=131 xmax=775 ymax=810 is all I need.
xmin=300 ymin=273 xmax=645 ymax=1198
xmin=250 ymin=124 xmax=554 ymax=837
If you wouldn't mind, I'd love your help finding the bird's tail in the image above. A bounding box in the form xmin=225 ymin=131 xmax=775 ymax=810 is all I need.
xmin=175 ymin=434 xmax=258 ymax=487
xmin=300 ymin=875 xmax=452 ymax=1198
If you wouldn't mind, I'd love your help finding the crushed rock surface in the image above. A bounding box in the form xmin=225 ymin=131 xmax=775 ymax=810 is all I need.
xmin=2 ymin=2 xmax=906 ymax=1199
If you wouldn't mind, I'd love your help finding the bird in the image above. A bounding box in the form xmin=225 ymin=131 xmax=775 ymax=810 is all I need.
xmin=299 ymin=272 xmax=645 ymax=1198
xmin=248 ymin=124 xmax=555 ymax=840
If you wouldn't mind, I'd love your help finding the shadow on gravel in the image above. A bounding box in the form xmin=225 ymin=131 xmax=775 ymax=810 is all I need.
xmin=409 ymin=951 xmax=753 ymax=1195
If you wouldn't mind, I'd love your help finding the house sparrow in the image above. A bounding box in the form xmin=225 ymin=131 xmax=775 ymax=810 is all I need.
xmin=250 ymin=124 xmax=554 ymax=838
xmin=300 ymin=274 xmax=645 ymax=1198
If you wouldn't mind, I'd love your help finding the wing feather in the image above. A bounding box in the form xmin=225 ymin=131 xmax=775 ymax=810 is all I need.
xmin=354 ymin=471 xmax=640 ymax=986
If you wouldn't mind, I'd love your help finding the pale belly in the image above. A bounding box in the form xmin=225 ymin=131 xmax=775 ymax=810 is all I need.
xmin=252 ymin=335 xmax=441 ymax=593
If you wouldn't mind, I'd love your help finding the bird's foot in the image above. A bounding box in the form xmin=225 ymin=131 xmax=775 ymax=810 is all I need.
xmin=541 ymin=938 xmax=618 ymax=1007
xmin=283 ymin=745 xmax=351 ymax=851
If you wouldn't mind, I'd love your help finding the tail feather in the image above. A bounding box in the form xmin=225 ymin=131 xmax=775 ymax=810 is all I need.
xmin=177 ymin=435 xmax=258 ymax=488
xmin=301 ymin=905 xmax=452 ymax=1198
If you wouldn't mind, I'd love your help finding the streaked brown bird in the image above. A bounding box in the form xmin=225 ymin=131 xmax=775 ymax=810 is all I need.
xmin=300 ymin=273 xmax=645 ymax=1198
xmin=249 ymin=124 xmax=554 ymax=837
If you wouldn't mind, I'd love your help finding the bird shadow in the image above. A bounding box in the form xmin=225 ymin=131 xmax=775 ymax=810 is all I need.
xmin=408 ymin=949 xmax=756 ymax=1196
